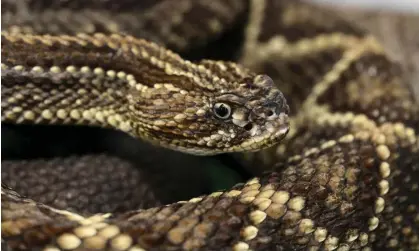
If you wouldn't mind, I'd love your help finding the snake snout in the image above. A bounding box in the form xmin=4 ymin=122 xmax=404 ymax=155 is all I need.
xmin=251 ymin=93 xmax=289 ymax=121
xmin=262 ymin=101 xmax=284 ymax=118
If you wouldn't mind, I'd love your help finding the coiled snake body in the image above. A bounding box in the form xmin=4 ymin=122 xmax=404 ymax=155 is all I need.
xmin=1 ymin=0 xmax=419 ymax=250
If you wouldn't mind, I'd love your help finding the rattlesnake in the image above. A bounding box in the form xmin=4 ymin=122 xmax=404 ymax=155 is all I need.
xmin=2 ymin=0 xmax=419 ymax=250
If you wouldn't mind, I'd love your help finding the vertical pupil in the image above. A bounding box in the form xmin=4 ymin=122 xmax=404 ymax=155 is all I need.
xmin=217 ymin=104 xmax=228 ymax=117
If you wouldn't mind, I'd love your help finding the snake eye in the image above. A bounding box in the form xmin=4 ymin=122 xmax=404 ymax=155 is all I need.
xmin=213 ymin=103 xmax=231 ymax=119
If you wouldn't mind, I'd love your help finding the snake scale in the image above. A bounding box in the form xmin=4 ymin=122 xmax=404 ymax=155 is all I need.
xmin=2 ymin=0 xmax=419 ymax=250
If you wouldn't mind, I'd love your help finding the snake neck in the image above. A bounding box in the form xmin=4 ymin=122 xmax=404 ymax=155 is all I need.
xmin=0 ymin=32 xmax=188 ymax=128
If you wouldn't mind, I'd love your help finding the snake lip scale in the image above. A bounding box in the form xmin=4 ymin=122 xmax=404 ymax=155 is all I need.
xmin=1 ymin=0 xmax=419 ymax=251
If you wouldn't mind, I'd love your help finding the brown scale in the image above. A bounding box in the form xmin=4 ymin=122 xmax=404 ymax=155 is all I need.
xmin=254 ymin=141 xmax=380 ymax=247
xmin=198 ymin=60 xmax=254 ymax=84
xmin=1 ymin=34 xmax=194 ymax=87
xmin=2 ymin=155 xmax=163 ymax=215
xmin=371 ymin=143 xmax=419 ymax=249
xmin=2 ymin=0 xmax=419 ymax=251
xmin=2 ymin=185 xmax=80 ymax=248
xmin=1 ymin=132 xmax=398 ymax=250
xmin=276 ymin=122 xmax=353 ymax=160
xmin=1 ymin=0 xmax=247 ymax=53
xmin=1 ymin=0 xmax=163 ymax=12
xmin=237 ymin=119 xmax=352 ymax=172
xmin=316 ymin=52 xmax=419 ymax=129
xmin=257 ymin=48 xmax=344 ymax=114
xmin=257 ymin=0 xmax=366 ymax=44
xmin=1 ymin=68 xmax=127 ymax=126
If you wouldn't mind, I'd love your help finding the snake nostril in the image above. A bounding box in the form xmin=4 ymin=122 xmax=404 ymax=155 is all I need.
xmin=244 ymin=123 xmax=253 ymax=131
xmin=266 ymin=110 xmax=274 ymax=117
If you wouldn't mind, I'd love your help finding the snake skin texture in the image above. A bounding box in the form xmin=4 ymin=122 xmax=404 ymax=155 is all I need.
xmin=2 ymin=155 xmax=163 ymax=214
xmin=2 ymin=0 xmax=419 ymax=250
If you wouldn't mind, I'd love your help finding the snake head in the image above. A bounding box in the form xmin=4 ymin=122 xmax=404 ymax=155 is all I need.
xmin=128 ymin=60 xmax=289 ymax=155
xmin=206 ymin=74 xmax=290 ymax=154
